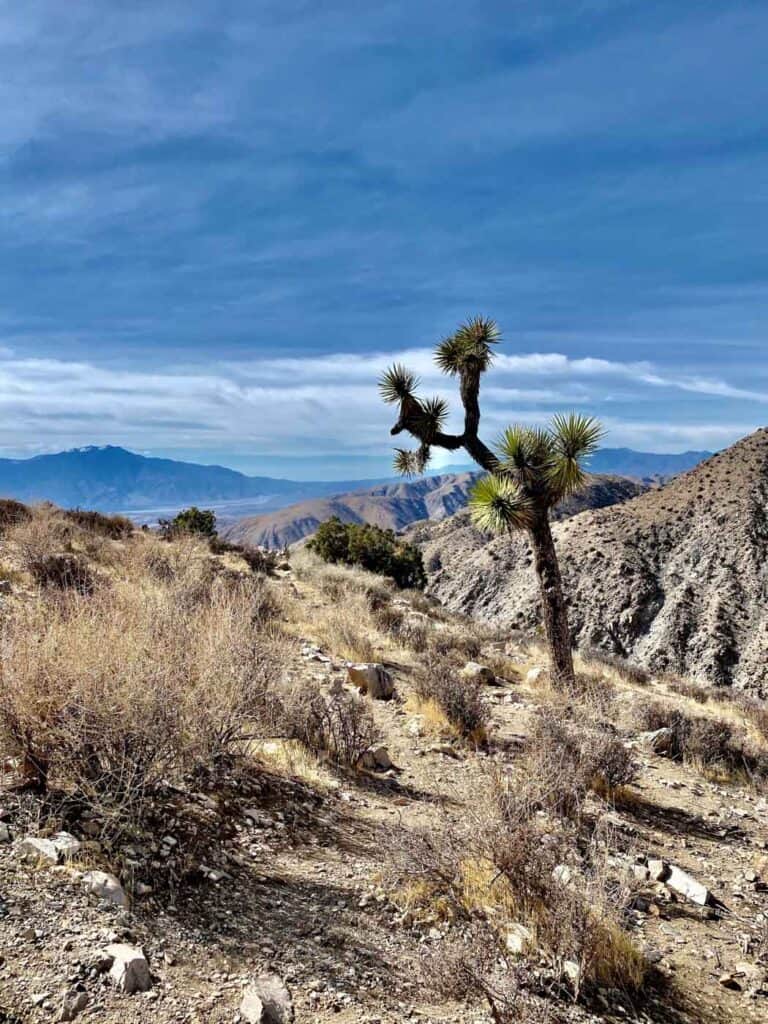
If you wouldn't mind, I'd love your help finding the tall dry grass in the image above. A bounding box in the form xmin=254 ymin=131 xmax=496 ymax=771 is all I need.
xmin=0 ymin=532 xmax=289 ymax=832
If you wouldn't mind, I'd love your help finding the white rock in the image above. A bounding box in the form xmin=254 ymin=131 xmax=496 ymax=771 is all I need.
xmin=552 ymin=864 xmax=573 ymax=885
xmin=240 ymin=987 xmax=265 ymax=1023
xmin=20 ymin=836 xmax=59 ymax=864
xmin=563 ymin=960 xmax=581 ymax=986
xmin=526 ymin=666 xmax=545 ymax=685
xmin=82 ymin=870 xmax=129 ymax=909
xmin=105 ymin=944 xmax=151 ymax=994
xmin=51 ymin=832 xmax=81 ymax=860
xmin=640 ymin=727 xmax=675 ymax=755
xmin=504 ymin=921 xmax=534 ymax=955
xmin=459 ymin=661 xmax=497 ymax=686
xmin=665 ymin=864 xmax=712 ymax=906
xmin=347 ymin=663 xmax=394 ymax=701
xmin=647 ymin=858 xmax=668 ymax=882
xmin=241 ymin=974 xmax=294 ymax=1023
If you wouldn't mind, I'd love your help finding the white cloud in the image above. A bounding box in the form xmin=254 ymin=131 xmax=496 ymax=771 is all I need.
xmin=0 ymin=346 xmax=763 ymax=461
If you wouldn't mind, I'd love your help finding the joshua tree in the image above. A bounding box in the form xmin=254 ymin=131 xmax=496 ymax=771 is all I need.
xmin=378 ymin=316 xmax=602 ymax=689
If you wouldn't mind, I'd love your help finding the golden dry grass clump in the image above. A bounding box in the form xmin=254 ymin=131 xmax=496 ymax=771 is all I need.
xmin=0 ymin=508 xmax=292 ymax=832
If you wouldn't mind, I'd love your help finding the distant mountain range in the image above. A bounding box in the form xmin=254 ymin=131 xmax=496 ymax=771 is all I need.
xmin=223 ymin=473 xmax=482 ymax=548
xmin=0 ymin=444 xmax=713 ymax=526
xmin=0 ymin=446 xmax=391 ymax=522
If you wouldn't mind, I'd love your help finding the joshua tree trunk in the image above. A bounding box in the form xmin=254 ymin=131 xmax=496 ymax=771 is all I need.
xmin=528 ymin=510 xmax=575 ymax=690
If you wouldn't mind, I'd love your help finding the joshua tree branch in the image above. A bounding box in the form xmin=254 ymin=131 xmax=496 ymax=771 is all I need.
xmin=390 ymin=366 xmax=500 ymax=473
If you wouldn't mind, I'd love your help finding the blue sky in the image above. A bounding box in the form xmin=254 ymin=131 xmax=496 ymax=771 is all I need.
xmin=2 ymin=0 xmax=767 ymax=478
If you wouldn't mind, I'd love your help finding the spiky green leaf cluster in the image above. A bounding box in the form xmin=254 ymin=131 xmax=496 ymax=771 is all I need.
xmin=547 ymin=413 xmax=603 ymax=498
xmin=497 ymin=425 xmax=555 ymax=487
xmin=435 ymin=315 xmax=501 ymax=375
xmin=414 ymin=396 xmax=449 ymax=441
xmin=378 ymin=363 xmax=420 ymax=404
xmin=476 ymin=414 xmax=604 ymax=525
xmin=393 ymin=445 xmax=431 ymax=477
xmin=469 ymin=474 xmax=534 ymax=534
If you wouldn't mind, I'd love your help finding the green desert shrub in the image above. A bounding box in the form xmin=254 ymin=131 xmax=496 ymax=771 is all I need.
xmin=160 ymin=506 xmax=217 ymax=539
xmin=308 ymin=517 xmax=426 ymax=589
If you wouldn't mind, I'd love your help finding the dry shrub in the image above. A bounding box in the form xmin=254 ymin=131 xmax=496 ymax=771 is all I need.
xmin=582 ymin=649 xmax=650 ymax=687
xmin=0 ymin=573 xmax=286 ymax=830
xmin=667 ymin=679 xmax=709 ymax=703
xmin=567 ymin=672 xmax=617 ymax=721
xmin=428 ymin=627 xmax=483 ymax=662
xmin=483 ymin=651 xmax=522 ymax=684
xmin=392 ymin=770 xmax=646 ymax=1007
xmin=27 ymin=552 xmax=96 ymax=595
xmin=0 ymin=498 xmax=31 ymax=531
xmin=209 ymin=537 xmax=278 ymax=575
xmin=422 ymin=924 xmax=557 ymax=1023
xmin=281 ymin=684 xmax=378 ymax=768
xmin=62 ymin=508 xmax=133 ymax=539
xmin=524 ymin=710 xmax=637 ymax=815
xmin=636 ymin=701 xmax=768 ymax=784
xmin=412 ymin=656 xmax=490 ymax=744
xmin=373 ymin=604 xmax=431 ymax=652
xmin=9 ymin=504 xmax=76 ymax=564
xmin=296 ymin=553 xmax=394 ymax=610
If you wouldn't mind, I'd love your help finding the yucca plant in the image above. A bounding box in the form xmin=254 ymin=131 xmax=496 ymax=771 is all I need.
xmin=378 ymin=317 xmax=602 ymax=689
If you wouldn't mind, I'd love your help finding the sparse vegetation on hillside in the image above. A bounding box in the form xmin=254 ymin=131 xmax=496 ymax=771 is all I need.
xmin=378 ymin=316 xmax=601 ymax=689
xmin=308 ymin=516 xmax=426 ymax=589
xmin=1 ymin=499 xmax=768 ymax=1023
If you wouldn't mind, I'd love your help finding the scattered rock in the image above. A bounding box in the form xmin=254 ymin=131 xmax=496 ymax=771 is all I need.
xmin=241 ymin=974 xmax=294 ymax=1023
xmin=664 ymin=864 xmax=712 ymax=906
xmin=647 ymin=859 xmax=712 ymax=905
xmin=60 ymin=986 xmax=88 ymax=1021
xmin=347 ymin=663 xmax=394 ymax=701
xmin=640 ymin=727 xmax=676 ymax=755
xmin=105 ymin=943 xmax=152 ymax=994
xmin=81 ymin=870 xmax=129 ymax=909
xmin=241 ymin=987 xmax=265 ymax=1023
xmin=459 ymin=661 xmax=496 ymax=685
xmin=358 ymin=746 xmax=394 ymax=772
xmin=19 ymin=832 xmax=81 ymax=864
xmin=51 ymin=832 xmax=81 ymax=861
xmin=19 ymin=836 xmax=59 ymax=864
xmin=562 ymin=960 xmax=581 ymax=986
xmin=648 ymin=858 xmax=668 ymax=882
xmin=552 ymin=864 xmax=573 ymax=885
xmin=504 ymin=921 xmax=534 ymax=955
xmin=0 ymin=822 xmax=11 ymax=843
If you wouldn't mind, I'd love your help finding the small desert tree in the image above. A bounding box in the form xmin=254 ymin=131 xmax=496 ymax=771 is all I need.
xmin=161 ymin=506 xmax=217 ymax=539
xmin=378 ymin=316 xmax=601 ymax=689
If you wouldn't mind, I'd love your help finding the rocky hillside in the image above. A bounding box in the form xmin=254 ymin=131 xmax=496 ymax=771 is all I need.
xmin=225 ymin=472 xmax=645 ymax=550
xmin=416 ymin=428 xmax=768 ymax=693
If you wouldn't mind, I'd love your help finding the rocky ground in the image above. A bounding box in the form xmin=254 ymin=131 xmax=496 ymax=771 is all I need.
xmin=2 ymin=564 xmax=768 ymax=1024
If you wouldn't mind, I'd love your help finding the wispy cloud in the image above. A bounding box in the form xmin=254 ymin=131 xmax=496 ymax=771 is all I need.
xmin=0 ymin=347 xmax=762 ymax=462
xmin=1 ymin=2 xmax=767 ymax=468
